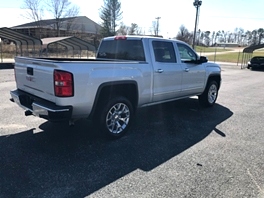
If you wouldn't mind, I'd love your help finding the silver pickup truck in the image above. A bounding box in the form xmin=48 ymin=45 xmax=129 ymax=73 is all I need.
xmin=10 ymin=36 xmax=221 ymax=138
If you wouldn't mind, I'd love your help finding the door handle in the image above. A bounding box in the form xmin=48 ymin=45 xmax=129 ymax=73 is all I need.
xmin=185 ymin=68 xmax=190 ymax=72
xmin=155 ymin=69 xmax=164 ymax=73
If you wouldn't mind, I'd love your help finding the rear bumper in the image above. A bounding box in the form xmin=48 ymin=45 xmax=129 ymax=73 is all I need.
xmin=10 ymin=89 xmax=72 ymax=122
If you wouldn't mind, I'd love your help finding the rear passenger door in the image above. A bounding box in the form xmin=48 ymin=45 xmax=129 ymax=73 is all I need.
xmin=150 ymin=40 xmax=183 ymax=102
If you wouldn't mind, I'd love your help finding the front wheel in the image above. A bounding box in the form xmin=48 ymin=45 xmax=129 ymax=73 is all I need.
xmin=199 ymin=80 xmax=219 ymax=107
xmin=98 ymin=96 xmax=134 ymax=139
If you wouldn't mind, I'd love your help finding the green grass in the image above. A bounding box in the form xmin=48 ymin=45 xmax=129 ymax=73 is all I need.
xmin=253 ymin=51 xmax=264 ymax=56
xmin=206 ymin=51 xmax=264 ymax=63
xmin=195 ymin=46 xmax=233 ymax=53
xmin=207 ymin=52 xmax=241 ymax=63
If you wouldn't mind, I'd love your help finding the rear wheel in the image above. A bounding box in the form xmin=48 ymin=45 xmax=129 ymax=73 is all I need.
xmin=98 ymin=96 xmax=134 ymax=139
xmin=199 ymin=80 xmax=218 ymax=107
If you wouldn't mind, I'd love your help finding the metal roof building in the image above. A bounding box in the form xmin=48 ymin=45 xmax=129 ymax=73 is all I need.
xmin=0 ymin=27 xmax=42 ymax=61
xmin=41 ymin=36 xmax=96 ymax=57
xmin=0 ymin=27 xmax=96 ymax=62
xmin=240 ymin=44 xmax=264 ymax=68
xmin=11 ymin=16 xmax=102 ymax=39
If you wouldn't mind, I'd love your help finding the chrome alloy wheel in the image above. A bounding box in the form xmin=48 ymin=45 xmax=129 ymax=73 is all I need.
xmin=208 ymin=84 xmax=218 ymax=104
xmin=106 ymin=103 xmax=130 ymax=134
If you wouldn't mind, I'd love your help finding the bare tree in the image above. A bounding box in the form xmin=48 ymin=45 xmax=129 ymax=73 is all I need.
xmin=244 ymin=30 xmax=252 ymax=45
xmin=22 ymin=0 xmax=43 ymax=22
xmin=150 ymin=21 xmax=157 ymax=36
xmin=222 ymin=30 xmax=228 ymax=43
xmin=65 ymin=6 xmax=80 ymax=34
xmin=21 ymin=0 xmax=44 ymax=38
xmin=46 ymin=0 xmax=79 ymax=37
xmin=203 ymin=31 xmax=211 ymax=46
xmin=235 ymin=28 xmax=244 ymax=44
xmin=176 ymin=25 xmax=193 ymax=45
xmin=211 ymin=31 xmax=215 ymax=46
xmin=117 ymin=22 xmax=128 ymax=35
xmin=128 ymin=23 xmax=138 ymax=35
xmin=257 ymin=28 xmax=264 ymax=44
xmin=216 ymin=30 xmax=227 ymax=43
xmin=135 ymin=27 xmax=142 ymax=35
xmin=227 ymin=32 xmax=233 ymax=43
xmin=251 ymin=30 xmax=258 ymax=45
xmin=214 ymin=31 xmax=221 ymax=43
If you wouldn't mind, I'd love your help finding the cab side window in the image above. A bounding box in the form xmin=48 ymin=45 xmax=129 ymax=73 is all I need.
xmin=177 ymin=43 xmax=197 ymax=62
xmin=152 ymin=41 xmax=176 ymax=63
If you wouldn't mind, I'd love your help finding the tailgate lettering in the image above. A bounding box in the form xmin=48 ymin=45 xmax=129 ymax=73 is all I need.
xmin=26 ymin=76 xmax=35 ymax=82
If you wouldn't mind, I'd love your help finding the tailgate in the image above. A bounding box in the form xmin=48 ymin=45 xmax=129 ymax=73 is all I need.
xmin=14 ymin=57 xmax=57 ymax=102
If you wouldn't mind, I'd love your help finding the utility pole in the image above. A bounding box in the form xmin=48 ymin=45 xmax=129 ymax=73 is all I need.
xmin=192 ymin=0 xmax=202 ymax=49
xmin=155 ymin=17 xmax=161 ymax=36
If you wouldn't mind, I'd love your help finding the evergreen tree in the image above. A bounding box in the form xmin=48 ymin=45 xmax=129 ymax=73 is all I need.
xmin=99 ymin=0 xmax=123 ymax=37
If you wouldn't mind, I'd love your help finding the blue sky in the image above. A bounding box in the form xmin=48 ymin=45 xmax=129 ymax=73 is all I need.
xmin=0 ymin=0 xmax=263 ymax=38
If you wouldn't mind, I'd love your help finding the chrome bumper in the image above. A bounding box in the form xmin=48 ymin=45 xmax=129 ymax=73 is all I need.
xmin=10 ymin=90 xmax=72 ymax=122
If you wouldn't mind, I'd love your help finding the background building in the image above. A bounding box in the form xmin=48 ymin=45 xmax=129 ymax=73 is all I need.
xmin=12 ymin=16 xmax=102 ymax=48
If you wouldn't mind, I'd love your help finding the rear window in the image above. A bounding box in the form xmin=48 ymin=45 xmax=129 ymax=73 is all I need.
xmin=97 ymin=40 xmax=145 ymax=61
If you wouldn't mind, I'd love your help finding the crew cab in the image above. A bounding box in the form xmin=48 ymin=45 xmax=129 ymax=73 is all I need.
xmin=10 ymin=35 xmax=221 ymax=138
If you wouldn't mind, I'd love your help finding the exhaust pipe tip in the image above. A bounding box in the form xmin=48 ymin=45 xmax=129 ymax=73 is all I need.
xmin=25 ymin=110 xmax=33 ymax=116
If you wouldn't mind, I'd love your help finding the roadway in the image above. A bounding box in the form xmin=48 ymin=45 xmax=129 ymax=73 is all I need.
xmin=0 ymin=64 xmax=263 ymax=197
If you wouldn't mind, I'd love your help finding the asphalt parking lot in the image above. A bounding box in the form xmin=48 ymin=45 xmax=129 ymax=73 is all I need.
xmin=0 ymin=64 xmax=263 ymax=198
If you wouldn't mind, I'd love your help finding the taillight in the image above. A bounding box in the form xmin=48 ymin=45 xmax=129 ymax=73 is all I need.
xmin=54 ymin=70 xmax=74 ymax=97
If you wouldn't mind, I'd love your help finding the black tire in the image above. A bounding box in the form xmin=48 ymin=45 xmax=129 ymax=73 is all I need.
xmin=97 ymin=96 xmax=134 ymax=139
xmin=199 ymin=80 xmax=218 ymax=107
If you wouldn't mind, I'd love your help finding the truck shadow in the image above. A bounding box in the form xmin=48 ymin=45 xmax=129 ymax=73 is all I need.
xmin=0 ymin=98 xmax=233 ymax=197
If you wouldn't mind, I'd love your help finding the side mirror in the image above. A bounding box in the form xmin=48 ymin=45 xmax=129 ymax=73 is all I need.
xmin=199 ymin=56 xmax=208 ymax=63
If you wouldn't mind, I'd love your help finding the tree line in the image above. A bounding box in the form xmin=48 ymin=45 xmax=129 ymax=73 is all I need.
xmin=176 ymin=25 xmax=264 ymax=47
xmin=21 ymin=0 xmax=264 ymax=47
xmin=99 ymin=0 xmax=264 ymax=47
xmin=22 ymin=0 xmax=157 ymax=36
